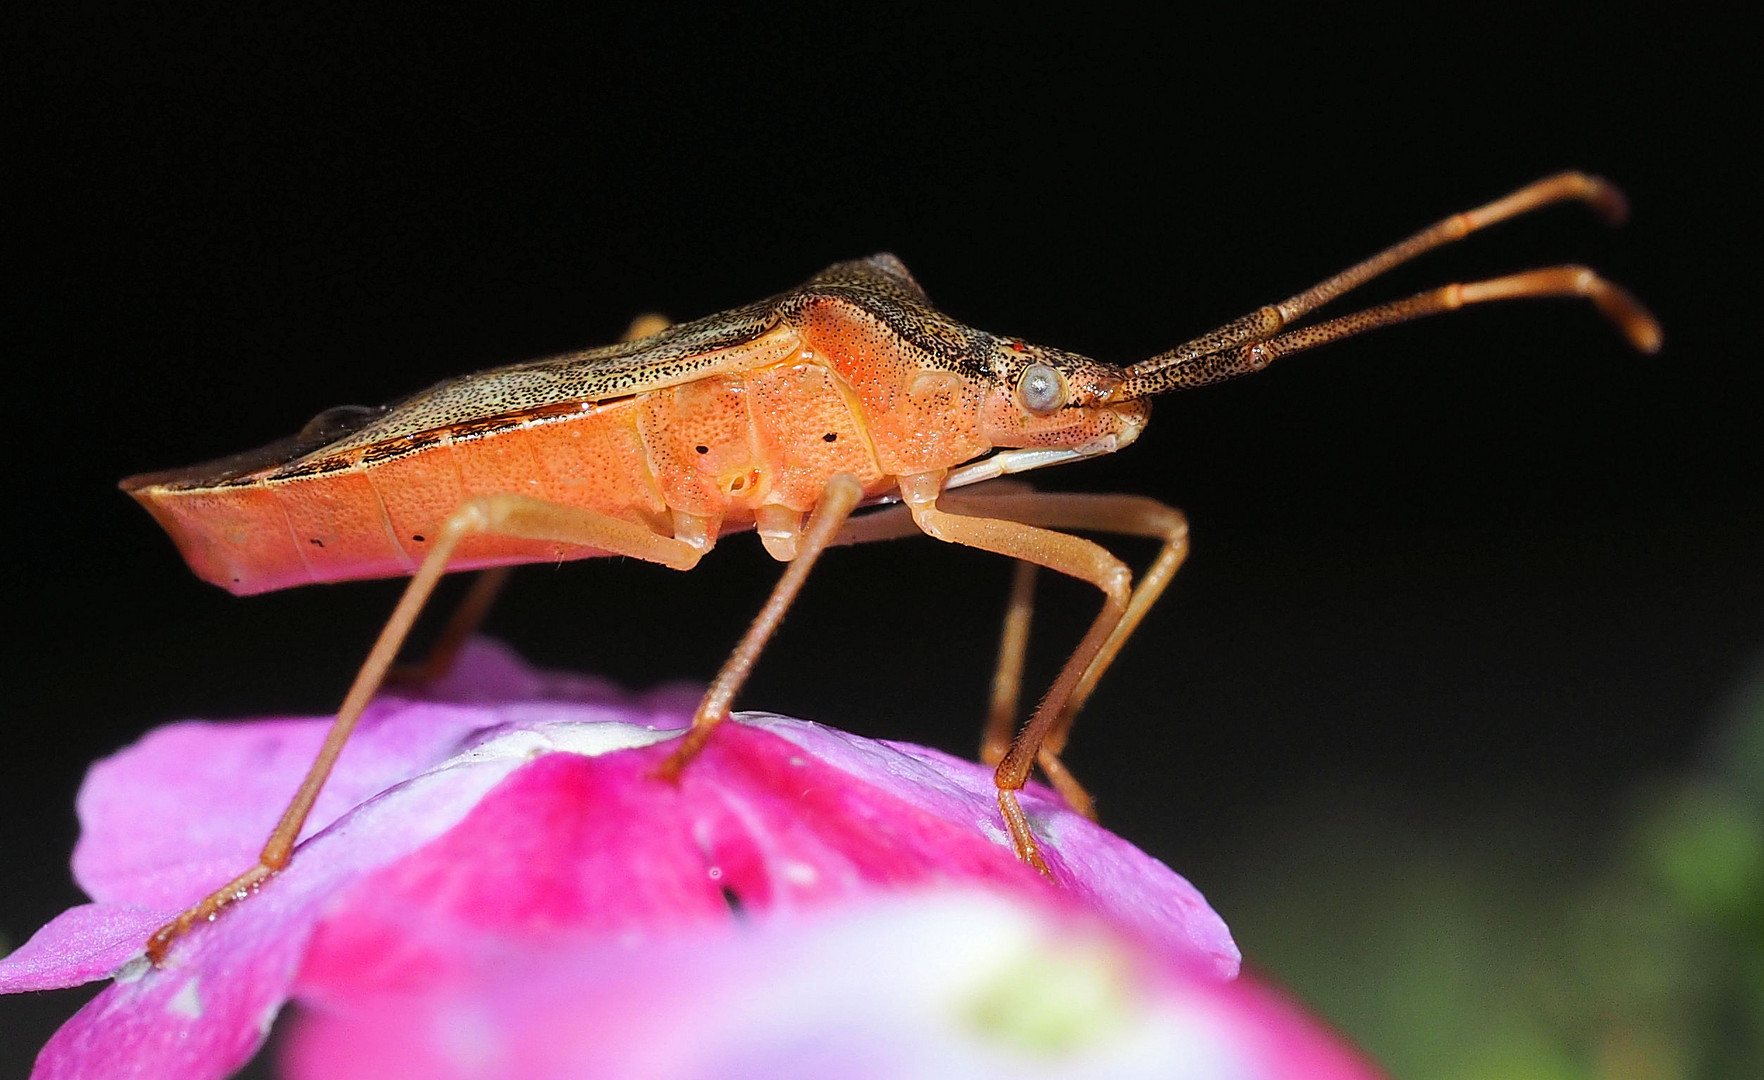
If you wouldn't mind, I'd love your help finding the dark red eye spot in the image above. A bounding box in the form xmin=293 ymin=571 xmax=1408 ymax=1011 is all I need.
xmin=1008 ymin=341 xmax=1026 ymax=352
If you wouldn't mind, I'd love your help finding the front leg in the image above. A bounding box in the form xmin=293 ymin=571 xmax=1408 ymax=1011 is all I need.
xmin=938 ymin=489 xmax=1190 ymax=760
xmin=898 ymin=473 xmax=1133 ymax=873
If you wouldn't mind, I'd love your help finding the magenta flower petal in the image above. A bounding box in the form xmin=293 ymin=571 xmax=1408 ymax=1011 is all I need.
xmin=750 ymin=717 xmax=1241 ymax=977
xmin=292 ymin=721 xmax=1194 ymax=1003
xmin=71 ymin=704 xmax=488 ymax=908
xmin=28 ymin=736 xmax=544 ymax=1080
xmin=290 ymin=745 xmax=733 ymax=1005
xmin=408 ymin=636 xmax=703 ymax=719
xmin=0 ymin=904 xmax=170 ymax=993
xmin=284 ymin=891 xmax=1377 ymax=1080
xmin=68 ymin=638 xmax=694 ymax=912
xmin=4 ymin=639 xmax=1245 ymax=1079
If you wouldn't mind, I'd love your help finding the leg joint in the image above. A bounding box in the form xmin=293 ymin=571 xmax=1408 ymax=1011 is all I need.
xmin=1099 ymin=561 xmax=1132 ymax=607
xmin=444 ymin=496 xmax=499 ymax=538
xmin=1150 ymin=504 xmax=1189 ymax=544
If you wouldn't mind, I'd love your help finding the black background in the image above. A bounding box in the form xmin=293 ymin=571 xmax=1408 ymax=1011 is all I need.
xmin=4 ymin=7 xmax=1759 ymax=1073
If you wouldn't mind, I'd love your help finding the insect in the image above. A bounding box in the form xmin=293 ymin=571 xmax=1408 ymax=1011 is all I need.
xmin=123 ymin=173 xmax=1660 ymax=962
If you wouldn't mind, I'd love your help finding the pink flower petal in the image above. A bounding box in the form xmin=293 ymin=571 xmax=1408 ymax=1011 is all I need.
xmin=72 ymin=703 xmax=484 ymax=908
xmin=290 ymin=747 xmax=730 ymax=1005
xmin=293 ymin=716 xmax=1234 ymax=1009
xmin=0 ymin=905 xmax=170 ymax=993
xmin=5 ymin=639 xmax=1244 ymax=1079
xmin=409 ymin=636 xmax=703 ymax=719
xmin=284 ymin=891 xmax=1378 ymax=1080
xmin=30 ymin=740 xmax=542 ymax=1080
xmin=751 ymin=717 xmax=1241 ymax=977
xmin=68 ymin=639 xmax=694 ymax=914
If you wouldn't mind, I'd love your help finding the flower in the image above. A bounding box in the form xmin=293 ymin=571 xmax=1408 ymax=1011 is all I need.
xmin=286 ymin=889 xmax=1376 ymax=1080
xmin=3 ymin=639 xmax=1271 ymax=1079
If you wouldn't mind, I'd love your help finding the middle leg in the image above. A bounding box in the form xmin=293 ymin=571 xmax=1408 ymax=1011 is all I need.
xmin=654 ymin=475 xmax=867 ymax=779
xmin=386 ymin=311 xmax=677 ymax=688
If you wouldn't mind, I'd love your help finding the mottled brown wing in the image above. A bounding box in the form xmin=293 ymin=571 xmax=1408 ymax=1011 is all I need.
xmin=407 ymin=252 xmax=931 ymax=407
xmin=124 ymin=254 xmax=943 ymax=491
xmin=285 ymin=252 xmax=953 ymax=457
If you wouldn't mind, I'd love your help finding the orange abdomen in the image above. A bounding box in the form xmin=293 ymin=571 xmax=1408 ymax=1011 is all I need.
xmin=130 ymin=359 xmax=888 ymax=595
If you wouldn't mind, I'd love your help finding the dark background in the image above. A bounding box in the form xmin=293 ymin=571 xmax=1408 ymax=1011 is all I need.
xmin=4 ymin=8 xmax=1759 ymax=1074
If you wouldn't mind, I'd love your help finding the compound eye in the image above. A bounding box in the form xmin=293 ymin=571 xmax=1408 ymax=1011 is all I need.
xmin=1018 ymin=362 xmax=1066 ymax=415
